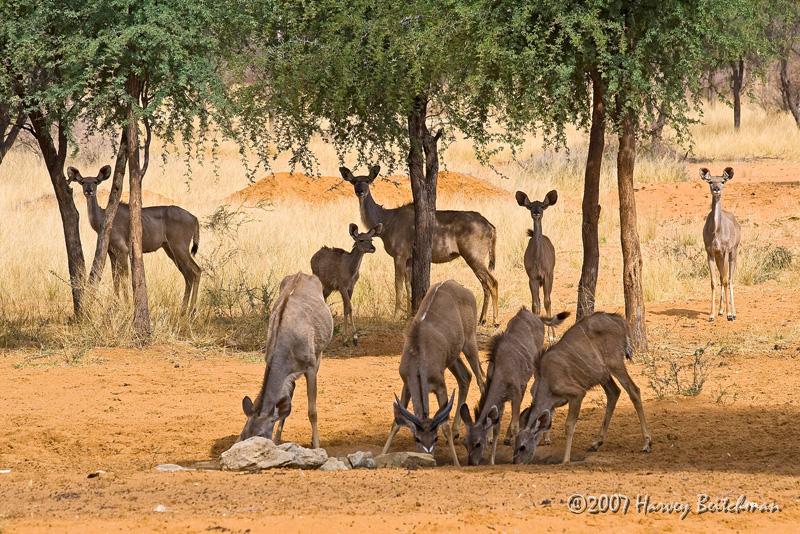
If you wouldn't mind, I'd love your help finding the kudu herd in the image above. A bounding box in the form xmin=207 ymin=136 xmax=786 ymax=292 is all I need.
xmin=65 ymin=158 xmax=742 ymax=467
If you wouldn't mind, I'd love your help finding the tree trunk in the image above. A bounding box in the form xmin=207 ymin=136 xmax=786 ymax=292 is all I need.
xmin=577 ymin=70 xmax=605 ymax=320
xmin=731 ymin=59 xmax=744 ymax=131
xmin=86 ymin=130 xmax=129 ymax=298
xmin=780 ymin=59 xmax=800 ymax=129
xmin=28 ymin=110 xmax=86 ymax=318
xmin=126 ymin=76 xmax=151 ymax=340
xmin=407 ymin=95 xmax=439 ymax=314
xmin=0 ymin=106 xmax=26 ymax=165
xmin=616 ymin=104 xmax=647 ymax=352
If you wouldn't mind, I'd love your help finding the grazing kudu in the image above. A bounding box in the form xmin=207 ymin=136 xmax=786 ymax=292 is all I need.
xmin=701 ymin=167 xmax=741 ymax=322
xmin=383 ymin=280 xmax=486 ymax=467
xmin=461 ymin=308 xmax=570 ymax=466
xmin=240 ymin=272 xmax=333 ymax=448
xmin=513 ymin=312 xmax=651 ymax=465
xmin=340 ymin=166 xmax=499 ymax=326
xmin=66 ymin=165 xmax=201 ymax=315
xmin=516 ymin=190 xmax=558 ymax=337
xmin=311 ymin=223 xmax=383 ymax=346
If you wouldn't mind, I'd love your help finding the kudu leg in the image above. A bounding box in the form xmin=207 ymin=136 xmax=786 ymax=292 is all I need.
xmin=306 ymin=369 xmax=320 ymax=449
xmin=382 ymin=384 xmax=410 ymax=455
xmin=707 ymin=256 xmax=716 ymax=321
xmin=588 ymin=378 xmax=621 ymax=452
xmin=435 ymin=386 xmax=461 ymax=468
xmin=467 ymin=257 xmax=499 ymax=327
xmin=543 ymin=274 xmax=555 ymax=341
xmin=462 ymin=333 xmax=485 ymax=395
xmin=728 ymin=251 xmax=737 ymax=320
xmin=612 ymin=368 xmax=652 ymax=453
xmin=275 ymin=381 xmax=297 ymax=444
xmin=504 ymin=397 xmax=521 ymax=446
xmin=720 ymin=254 xmax=732 ymax=320
xmin=562 ymin=395 xmax=585 ymax=464
xmin=393 ymin=258 xmax=407 ymax=317
xmin=340 ymin=288 xmax=353 ymax=346
xmin=449 ymin=358 xmax=472 ymax=439
xmin=529 ymin=278 xmax=541 ymax=315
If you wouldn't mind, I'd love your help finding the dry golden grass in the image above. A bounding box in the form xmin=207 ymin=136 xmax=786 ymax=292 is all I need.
xmin=0 ymin=101 xmax=798 ymax=350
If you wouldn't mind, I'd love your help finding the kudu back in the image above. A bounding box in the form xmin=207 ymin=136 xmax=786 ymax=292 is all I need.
xmin=66 ymin=165 xmax=201 ymax=315
xmin=513 ymin=312 xmax=651 ymax=464
xmin=383 ymin=280 xmax=486 ymax=467
xmin=240 ymin=272 xmax=333 ymax=448
xmin=461 ymin=307 xmax=569 ymax=466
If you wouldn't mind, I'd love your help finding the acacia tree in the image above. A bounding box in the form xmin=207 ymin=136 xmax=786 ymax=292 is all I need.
xmin=233 ymin=0 xmax=552 ymax=313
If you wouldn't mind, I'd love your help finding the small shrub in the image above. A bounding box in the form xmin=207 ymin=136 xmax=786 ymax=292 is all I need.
xmin=641 ymin=343 xmax=715 ymax=399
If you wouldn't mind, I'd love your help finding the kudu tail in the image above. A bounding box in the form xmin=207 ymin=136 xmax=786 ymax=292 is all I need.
xmin=542 ymin=311 xmax=571 ymax=329
xmin=488 ymin=226 xmax=497 ymax=271
xmin=191 ymin=219 xmax=200 ymax=255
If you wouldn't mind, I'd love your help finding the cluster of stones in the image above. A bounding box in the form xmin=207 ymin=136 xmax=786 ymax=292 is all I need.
xmin=220 ymin=437 xmax=437 ymax=471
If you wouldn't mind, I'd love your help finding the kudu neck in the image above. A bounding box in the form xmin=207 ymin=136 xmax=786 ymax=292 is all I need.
xmin=710 ymin=195 xmax=724 ymax=227
xmin=360 ymin=189 xmax=388 ymax=228
xmin=86 ymin=193 xmax=106 ymax=232
xmin=348 ymin=243 xmax=366 ymax=271
xmin=531 ymin=219 xmax=543 ymax=241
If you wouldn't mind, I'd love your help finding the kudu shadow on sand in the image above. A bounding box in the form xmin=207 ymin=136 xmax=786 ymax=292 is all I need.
xmin=651 ymin=308 xmax=705 ymax=319
xmin=186 ymin=402 xmax=800 ymax=478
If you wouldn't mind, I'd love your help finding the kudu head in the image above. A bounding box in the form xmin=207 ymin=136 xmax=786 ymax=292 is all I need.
xmin=239 ymin=394 xmax=292 ymax=441
xmin=700 ymin=167 xmax=733 ymax=198
xmin=516 ymin=190 xmax=558 ymax=221
xmin=512 ymin=408 xmax=552 ymax=464
xmin=66 ymin=165 xmax=112 ymax=198
xmin=393 ymin=391 xmax=455 ymax=455
xmin=349 ymin=223 xmax=383 ymax=253
xmin=460 ymin=403 xmax=500 ymax=466
xmin=340 ymin=165 xmax=381 ymax=199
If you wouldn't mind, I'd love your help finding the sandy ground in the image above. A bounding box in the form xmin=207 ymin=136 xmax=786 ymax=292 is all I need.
xmin=2 ymin=160 xmax=800 ymax=533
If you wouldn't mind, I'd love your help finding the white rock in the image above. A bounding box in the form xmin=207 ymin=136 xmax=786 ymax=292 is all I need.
xmin=156 ymin=464 xmax=193 ymax=472
xmin=219 ymin=437 xmax=293 ymax=471
xmin=277 ymin=442 xmax=329 ymax=469
xmin=154 ymin=504 xmax=167 ymax=512
xmin=374 ymin=452 xmax=436 ymax=469
xmin=318 ymin=457 xmax=350 ymax=471
xmin=347 ymin=451 xmax=376 ymax=469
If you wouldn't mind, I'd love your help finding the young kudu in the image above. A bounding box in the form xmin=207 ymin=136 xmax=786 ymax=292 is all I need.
xmin=383 ymin=280 xmax=486 ymax=467
xmin=516 ymin=190 xmax=558 ymax=337
xmin=340 ymin=166 xmax=499 ymax=326
xmin=66 ymin=165 xmax=201 ymax=315
xmin=460 ymin=308 xmax=569 ymax=466
xmin=240 ymin=272 xmax=333 ymax=448
xmin=701 ymin=167 xmax=741 ymax=321
xmin=311 ymin=223 xmax=383 ymax=346
xmin=513 ymin=312 xmax=651 ymax=465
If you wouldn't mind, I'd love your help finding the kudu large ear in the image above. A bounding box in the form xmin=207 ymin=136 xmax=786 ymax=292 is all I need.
xmin=432 ymin=391 xmax=456 ymax=428
xmin=699 ymin=167 xmax=711 ymax=182
xmin=542 ymin=190 xmax=558 ymax=208
xmin=723 ymin=167 xmax=734 ymax=182
xmin=367 ymin=165 xmax=380 ymax=182
xmin=459 ymin=403 xmax=473 ymax=428
xmin=275 ymin=395 xmax=292 ymax=421
xmin=531 ymin=409 xmax=552 ymax=435
xmin=242 ymin=396 xmax=255 ymax=417
xmin=370 ymin=223 xmax=383 ymax=237
xmin=66 ymin=166 xmax=82 ymax=184
xmin=520 ymin=406 xmax=533 ymax=429
xmin=349 ymin=223 xmax=359 ymax=239
xmin=485 ymin=405 xmax=500 ymax=430
xmin=393 ymin=394 xmax=423 ymax=430
xmin=339 ymin=166 xmax=355 ymax=183
xmin=98 ymin=165 xmax=112 ymax=182
xmin=515 ymin=191 xmax=531 ymax=208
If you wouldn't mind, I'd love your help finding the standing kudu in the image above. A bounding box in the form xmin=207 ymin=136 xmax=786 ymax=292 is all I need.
xmin=383 ymin=280 xmax=486 ymax=467
xmin=240 ymin=272 xmax=333 ymax=448
xmin=340 ymin=166 xmax=499 ymax=326
xmin=516 ymin=190 xmax=558 ymax=337
xmin=701 ymin=167 xmax=741 ymax=322
xmin=311 ymin=223 xmax=383 ymax=346
xmin=66 ymin=165 xmax=201 ymax=315
xmin=461 ymin=308 xmax=569 ymax=466
xmin=513 ymin=312 xmax=651 ymax=465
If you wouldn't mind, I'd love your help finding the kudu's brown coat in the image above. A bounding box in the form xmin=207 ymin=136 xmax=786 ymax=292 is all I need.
xmin=516 ymin=190 xmax=558 ymax=328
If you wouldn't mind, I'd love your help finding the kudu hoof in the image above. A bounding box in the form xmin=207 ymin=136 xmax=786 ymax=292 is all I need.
xmin=727 ymin=315 xmax=735 ymax=322
xmin=587 ymin=441 xmax=602 ymax=453
xmin=479 ymin=319 xmax=486 ymax=326
xmin=342 ymin=339 xmax=350 ymax=347
xmin=503 ymin=437 xmax=511 ymax=446
xmin=494 ymin=323 xmax=500 ymax=329
xmin=708 ymin=317 xmax=714 ymax=322
xmin=543 ymin=438 xmax=552 ymax=446
xmin=353 ymin=336 xmax=359 ymax=347
xmin=642 ymin=438 xmax=652 ymax=453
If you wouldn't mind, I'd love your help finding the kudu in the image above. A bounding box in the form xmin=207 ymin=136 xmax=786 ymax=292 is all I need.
xmin=516 ymin=190 xmax=558 ymax=337
xmin=240 ymin=272 xmax=333 ymax=448
xmin=701 ymin=167 xmax=741 ymax=322
xmin=383 ymin=280 xmax=486 ymax=467
xmin=513 ymin=312 xmax=651 ymax=465
xmin=461 ymin=307 xmax=570 ymax=466
xmin=340 ymin=166 xmax=499 ymax=326
xmin=66 ymin=165 xmax=201 ymax=315
xmin=311 ymin=223 xmax=383 ymax=346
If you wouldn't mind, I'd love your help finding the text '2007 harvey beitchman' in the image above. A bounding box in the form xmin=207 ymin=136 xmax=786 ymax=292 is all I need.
xmin=566 ymin=493 xmax=782 ymax=519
